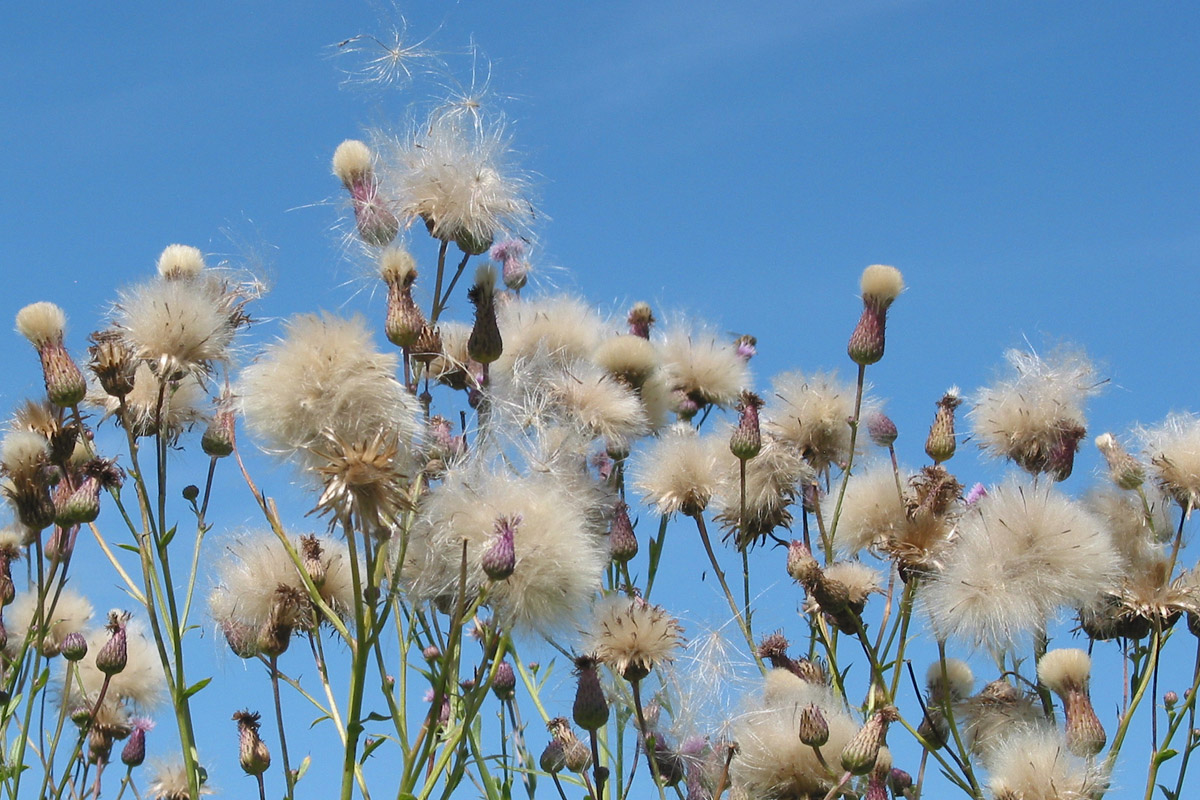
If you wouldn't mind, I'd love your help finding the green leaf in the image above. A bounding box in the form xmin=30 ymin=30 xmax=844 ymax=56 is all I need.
xmin=117 ymin=543 xmax=140 ymax=554
xmin=181 ymin=677 xmax=212 ymax=699
xmin=1156 ymin=749 xmax=1179 ymax=765
xmin=364 ymin=711 xmax=392 ymax=723
xmin=1157 ymin=784 xmax=1177 ymax=800
xmin=33 ymin=667 xmax=50 ymax=693
xmin=309 ymin=714 xmax=332 ymax=728
xmin=295 ymin=755 xmax=311 ymax=782
xmin=161 ymin=524 xmax=178 ymax=547
xmin=360 ymin=737 xmax=387 ymax=763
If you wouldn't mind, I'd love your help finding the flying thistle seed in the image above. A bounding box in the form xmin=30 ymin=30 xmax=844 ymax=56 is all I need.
xmin=609 ymin=501 xmax=639 ymax=563
xmin=121 ymin=719 xmax=153 ymax=767
xmin=467 ymin=265 xmax=503 ymax=365
xmin=866 ymin=411 xmax=898 ymax=448
xmin=925 ymin=388 xmax=962 ymax=464
xmin=492 ymin=661 xmax=516 ymax=701
xmin=88 ymin=329 xmax=137 ymax=398
xmin=233 ymin=709 xmax=272 ymax=776
xmin=847 ymin=265 xmax=904 ymax=366
xmin=840 ymin=706 xmax=899 ymax=775
xmin=1095 ymin=433 xmax=1145 ymax=490
xmin=627 ymin=302 xmax=655 ymax=339
xmin=332 ymin=140 xmax=399 ymax=246
xmin=16 ymin=302 xmax=87 ymax=407
xmin=95 ymin=611 xmax=129 ymax=676
xmin=730 ymin=391 xmax=763 ymax=460
xmin=482 ymin=514 xmax=519 ymax=581
xmin=61 ymin=631 xmax=88 ymax=662
xmin=572 ymin=655 xmax=609 ymax=731
xmin=798 ymin=703 xmax=829 ymax=747
xmin=56 ymin=458 xmax=123 ymax=526
xmin=734 ymin=333 xmax=757 ymax=361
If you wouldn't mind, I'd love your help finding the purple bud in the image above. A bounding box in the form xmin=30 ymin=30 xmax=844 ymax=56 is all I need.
xmin=492 ymin=661 xmax=516 ymax=701
xmin=95 ymin=612 xmax=128 ymax=675
xmin=482 ymin=515 xmax=519 ymax=581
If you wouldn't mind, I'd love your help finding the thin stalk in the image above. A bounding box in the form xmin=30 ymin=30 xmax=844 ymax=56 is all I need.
xmin=433 ymin=251 xmax=473 ymax=321
xmin=690 ymin=513 xmax=761 ymax=670
xmin=630 ymin=681 xmax=668 ymax=800
xmin=339 ymin=519 xmax=373 ymax=800
xmin=825 ymin=363 xmax=867 ymax=549
xmin=268 ymin=656 xmax=295 ymax=799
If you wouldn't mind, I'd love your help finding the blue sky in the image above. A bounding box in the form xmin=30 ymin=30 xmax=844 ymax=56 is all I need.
xmin=2 ymin=2 xmax=1199 ymax=797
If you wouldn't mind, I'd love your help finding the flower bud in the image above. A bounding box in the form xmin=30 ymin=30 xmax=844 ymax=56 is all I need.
xmin=539 ymin=738 xmax=566 ymax=774
xmin=1166 ymin=690 xmax=1179 ymax=709
xmin=734 ymin=334 xmax=757 ymax=361
xmin=866 ymin=411 xmax=898 ymax=448
xmin=609 ymin=501 xmax=638 ymax=563
xmin=1095 ymin=433 xmax=1144 ymax=490
xmin=890 ymin=767 xmax=914 ymax=795
xmin=1038 ymin=648 xmax=1106 ymax=757
xmin=95 ymin=612 xmax=129 ymax=676
xmin=17 ymin=303 xmax=87 ymax=407
xmin=61 ymin=631 xmax=88 ymax=662
xmin=798 ymin=704 xmax=829 ymax=747
xmin=847 ymin=265 xmax=903 ymax=366
xmin=490 ymin=239 xmax=528 ymax=291
xmin=201 ymin=401 xmax=237 ymax=458
xmin=840 ymin=706 xmax=899 ymax=775
xmin=492 ymin=661 xmax=516 ymax=701
xmin=88 ymin=330 xmax=136 ymax=399
xmin=924 ymin=388 xmax=962 ymax=464
xmin=121 ymin=719 xmax=151 ymax=767
xmin=482 ymin=515 xmax=519 ymax=581
xmin=730 ymin=391 xmax=763 ymax=461
xmin=234 ymin=710 xmax=272 ymax=776
xmin=422 ymin=644 xmax=442 ymax=662
xmin=333 ymin=140 xmax=399 ymax=247
xmin=572 ymin=656 xmax=609 ymax=732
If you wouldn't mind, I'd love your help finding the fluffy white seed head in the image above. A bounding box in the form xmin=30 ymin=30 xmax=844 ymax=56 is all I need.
xmin=593 ymin=334 xmax=659 ymax=389
xmin=633 ymin=425 xmax=722 ymax=517
xmin=859 ymin=264 xmax=904 ymax=306
xmin=658 ymin=324 xmax=749 ymax=410
xmin=1 ymin=430 xmax=50 ymax=479
xmin=6 ymin=588 xmax=92 ymax=656
xmin=15 ymin=302 xmax=66 ymax=346
xmin=94 ymin=363 xmax=208 ymax=439
xmin=333 ymin=139 xmax=374 ymax=185
xmin=1037 ymin=648 xmax=1091 ymax=694
xmin=1139 ymin=412 xmax=1200 ymax=510
xmin=986 ymin=725 xmax=1107 ymax=799
xmin=116 ymin=278 xmax=236 ymax=375
xmin=826 ymin=464 xmax=908 ymax=555
xmin=495 ymin=295 xmax=605 ymax=375
xmin=156 ymin=244 xmax=206 ymax=279
xmin=922 ymin=479 xmax=1119 ymax=650
xmin=406 ymin=468 xmax=608 ymax=633
xmin=378 ymin=246 xmax=417 ymax=283
xmin=731 ymin=669 xmax=861 ymax=798
xmin=589 ymin=596 xmax=684 ymax=680
xmin=240 ymin=313 xmax=422 ymax=470
xmin=769 ymin=371 xmax=865 ymax=472
xmin=540 ymin=361 xmax=651 ymax=442
xmin=971 ymin=348 xmax=1099 ymax=479
xmin=711 ymin=433 xmax=811 ymax=545
xmin=926 ymin=658 xmax=974 ymax=701
xmin=820 ymin=562 xmax=881 ymax=605
xmin=147 ymin=758 xmax=214 ymax=800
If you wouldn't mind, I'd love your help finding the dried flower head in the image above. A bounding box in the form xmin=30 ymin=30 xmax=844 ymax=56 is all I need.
xmin=848 ymin=264 xmax=904 ymax=366
xmin=590 ymin=595 xmax=684 ymax=682
xmin=1139 ymin=412 xmax=1200 ymax=511
xmin=1094 ymin=432 xmax=1145 ymax=490
xmin=333 ymin=139 xmax=400 ymax=246
xmin=594 ymin=334 xmax=659 ymax=391
xmin=495 ymin=295 xmax=605 ymax=376
xmin=923 ymin=479 xmax=1119 ymax=650
xmin=711 ymin=433 xmax=811 ymax=550
xmin=96 ymin=363 xmax=208 ymax=440
xmin=312 ymin=430 xmax=414 ymax=532
xmin=958 ymin=678 xmax=1042 ymax=759
xmin=971 ymin=348 xmax=1100 ymax=480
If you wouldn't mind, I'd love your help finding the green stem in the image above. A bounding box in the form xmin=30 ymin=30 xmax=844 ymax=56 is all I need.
xmin=690 ymin=513 xmax=762 ymax=670
xmin=825 ymin=363 xmax=866 ymax=550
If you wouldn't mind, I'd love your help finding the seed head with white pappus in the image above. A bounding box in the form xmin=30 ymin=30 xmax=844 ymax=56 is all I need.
xmin=1139 ymin=412 xmax=1200 ymax=511
xmin=825 ymin=464 xmax=908 ymax=556
xmin=240 ymin=313 xmax=422 ymax=472
xmin=333 ymin=139 xmax=400 ymax=246
xmin=769 ymin=371 xmax=864 ymax=472
xmin=1095 ymin=432 xmax=1145 ymax=490
xmin=657 ymin=324 xmax=749 ymax=411
xmin=971 ymin=348 xmax=1099 ymax=480
xmin=541 ymin=361 xmax=651 ymax=443
xmin=6 ymin=588 xmax=92 ymax=657
xmin=847 ymin=264 xmax=904 ymax=366
xmin=1037 ymin=648 xmax=1106 ymax=756
xmin=589 ymin=595 xmax=684 ymax=682
xmin=384 ymin=112 xmax=531 ymax=251
xmin=156 ymin=244 xmax=206 ymax=279
xmin=986 ymin=725 xmax=1107 ymax=800
xmin=711 ymin=433 xmax=810 ymax=549
xmin=922 ymin=479 xmax=1118 ymax=650
xmin=594 ymin=333 xmax=659 ymax=391
xmin=958 ymin=678 xmax=1042 ymax=759
xmin=16 ymin=302 xmax=87 ymax=406
xmin=494 ymin=294 xmax=604 ymax=375
xmin=66 ymin=616 xmax=164 ymax=712
xmin=146 ymin=758 xmax=213 ymax=800
xmin=731 ymin=669 xmax=860 ymax=799
xmin=634 ymin=425 xmax=721 ymax=517
xmin=406 ymin=468 xmax=608 ymax=633
xmin=94 ymin=363 xmax=208 ymax=440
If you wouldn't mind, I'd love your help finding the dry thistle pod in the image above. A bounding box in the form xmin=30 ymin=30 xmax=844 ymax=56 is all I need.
xmin=925 ymin=387 xmax=962 ymax=464
xmin=571 ymin=655 xmax=609 ymax=731
xmin=233 ymin=709 xmax=272 ymax=776
xmin=730 ymin=390 xmax=764 ymax=460
xmin=840 ymin=706 xmax=899 ymax=775
xmin=95 ymin=611 xmax=129 ymax=676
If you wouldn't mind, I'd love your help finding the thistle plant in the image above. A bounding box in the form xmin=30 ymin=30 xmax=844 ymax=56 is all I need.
xmin=2 ymin=19 xmax=1200 ymax=800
